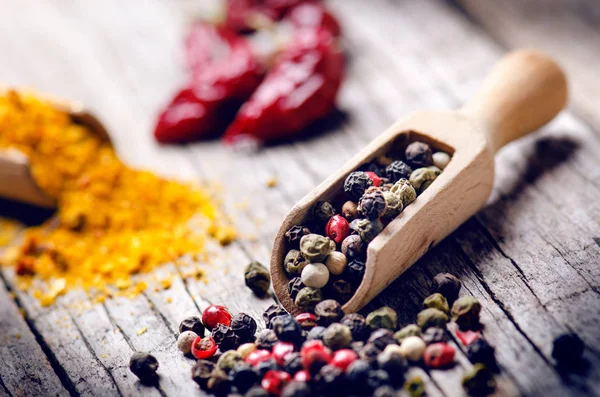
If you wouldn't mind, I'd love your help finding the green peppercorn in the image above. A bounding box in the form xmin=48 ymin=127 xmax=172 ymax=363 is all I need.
xmin=129 ymin=351 xmax=159 ymax=383
xmin=323 ymin=323 xmax=353 ymax=350
xmin=382 ymin=190 xmax=403 ymax=219
xmin=313 ymin=201 xmax=336 ymax=224
xmin=451 ymin=296 xmax=482 ymax=330
xmin=462 ymin=364 xmax=496 ymax=396
xmin=300 ymin=234 xmax=335 ymax=263
xmin=358 ymin=188 xmax=387 ymax=219
xmin=410 ymin=167 xmax=438 ymax=194
xmin=295 ymin=287 xmax=323 ymax=312
xmin=404 ymin=375 xmax=426 ymax=397
xmin=390 ymin=179 xmax=417 ymax=207
xmin=417 ymin=308 xmax=449 ymax=330
xmin=394 ymin=324 xmax=421 ymax=344
xmin=405 ymin=141 xmax=433 ymax=168
xmin=423 ymin=293 xmax=449 ymax=313
xmin=192 ymin=359 xmax=216 ymax=391
xmin=355 ymin=218 xmax=384 ymax=243
xmin=216 ymin=350 xmax=243 ymax=374
xmin=244 ymin=261 xmax=271 ymax=296
xmin=314 ymin=299 xmax=344 ymax=326
xmin=366 ymin=307 xmax=397 ymax=330
xmin=344 ymin=171 xmax=374 ymax=201
xmin=284 ymin=250 xmax=309 ymax=277
xmin=285 ymin=225 xmax=311 ymax=249
xmin=433 ymin=273 xmax=461 ymax=302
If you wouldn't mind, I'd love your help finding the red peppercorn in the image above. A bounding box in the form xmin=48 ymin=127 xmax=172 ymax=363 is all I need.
xmin=191 ymin=336 xmax=218 ymax=359
xmin=261 ymin=370 xmax=292 ymax=396
xmin=295 ymin=313 xmax=317 ymax=330
xmin=325 ymin=215 xmax=350 ymax=244
xmin=330 ymin=349 xmax=358 ymax=371
xmin=456 ymin=329 xmax=481 ymax=346
xmin=273 ymin=342 xmax=295 ymax=366
xmin=424 ymin=342 xmax=455 ymax=368
xmin=201 ymin=304 xmax=232 ymax=330
xmin=245 ymin=349 xmax=273 ymax=366
xmin=294 ymin=369 xmax=310 ymax=382
xmin=300 ymin=340 xmax=332 ymax=371
xmin=364 ymin=171 xmax=382 ymax=187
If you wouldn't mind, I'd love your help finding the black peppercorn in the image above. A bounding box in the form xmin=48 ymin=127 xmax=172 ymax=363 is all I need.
xmin=315 ymin=364 xmax=347 ymax=396
xmin=288 ymin=277 xmax=305 ymax=300
xmin=315 ymin=299 xmax=345 ymax=326
xmin=433 ymin=272 xmax=461 ymax=302
xmin=245 ymin=386 xmax=270 ymax=397
xmin=307 ymin=326 xmax=326 ymax=341
xmin=283 ymin=352 xmax=303 ymax=375
xmin=255 ymin=329 xmax=279 ymax=350
xmin=129 ymin=351 xmax=159 ymax=383
xmin=344 ymin=172 xmax=374 ymax=201
xmin=341 ymin=313 xmax=370 ymax=341
xmin=341 ymin=235 xmax=365 ymax=260
xmin=422 ymin=327 xmax=448 ymax=345
xmin=346 ymin=259 xmax=366 ymax=285
xmin=282 ymin=381 xmax=313 ymax=397
xmin=359 ymin=343 xmax=381 ymax=364
xmin=231 ymin=313 xmax=257 ymax=344
xmin=230 ymin=362 xmax=259 ymax=394
xmin=552 ymin=333 xmax=585 ymax=365
xmin=346 ymin=359 xmax=371 ymax=395
xmin=385 ymin=160 xmax=413 ymax=183
xmin=313 ymin=201 xmax=336 ymax=224
xmin=263 ymin=304 xmax=288 ymax=329
xmin=285 ymin=225 xmax=311 ymax=249
xmin=367 ymin=328 xmax=397 ymax=350
xmin=377 ymin=349 xmax=407 ymax=384
xmin=207 ymin=368 xmax=232 ymax=397
xmin=462 ymin=364 xmax=496 ymax=396
xmin=366 ymin=369 xmax=390 ymax=391
xmin=329 ymin=278 xmax=353 ymax=304
xmin=271 ymin=315 xmax=304 ymax=346
xmin=405 ymin=141 xmax=433 ymax=167
xmin=467 ymin=339 xmax=498 ymax=372
xmin=358 ymin=189 xmax=387 ymax=219
xmin=179 ymin=316 xmax=205 ymax=337
xmin=373 ymin=385 xmax=397 ymax=397
xmin=255 ymin=358 xmax=279 ymax=378
xmin=212 ymin=323 xmax=240 ymax=351
xmin=191 ymin=359 xmax=215 ymax=391
xmin=244 ymin=261 xmax=271 ymax=296
xmin=351 ymin=341 xmax=365 ymax=354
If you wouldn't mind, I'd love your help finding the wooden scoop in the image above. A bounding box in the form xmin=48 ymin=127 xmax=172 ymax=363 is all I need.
xmin=270 ymin=50 xmax=568 ymax=315
xmin=0 ymin=92 xmax=109 ymax=208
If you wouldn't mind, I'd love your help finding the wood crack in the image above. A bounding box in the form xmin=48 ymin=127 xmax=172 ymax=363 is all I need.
xmin=0 ymin=374 xmax=14 ymax=397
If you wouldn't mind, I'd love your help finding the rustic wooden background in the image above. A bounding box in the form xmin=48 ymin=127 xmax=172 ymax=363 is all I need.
xmin=1 ymin=0 xmax=599 ymax=396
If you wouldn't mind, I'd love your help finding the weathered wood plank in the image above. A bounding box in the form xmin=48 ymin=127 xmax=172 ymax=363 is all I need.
xmin=0 ymin=280 xmax=70 ymax=397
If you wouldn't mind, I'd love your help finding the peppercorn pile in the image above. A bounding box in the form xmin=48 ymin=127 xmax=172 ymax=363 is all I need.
xmin=133 ymin=272 xmax=501 ymax=396
xmin=0 ymin=90 xmax=236 ymax=305
xmin=281 ymin=140 xmax=452 ymax=310
xmin=154 ymin=0 xmax=344 ymax=146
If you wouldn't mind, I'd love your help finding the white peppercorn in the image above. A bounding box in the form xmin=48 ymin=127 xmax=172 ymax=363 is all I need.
xmin=301 ymin=263 xmax=330 ymax=289
xmin=177 ymin=331 xmax=198 ymax=354
xmin=399 ymin=336 xmax=426 ymax=361
xmin=432 ymin=152 xmax=451 ymax=170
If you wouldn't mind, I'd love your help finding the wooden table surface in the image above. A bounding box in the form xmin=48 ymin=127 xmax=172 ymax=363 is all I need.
xmin=1 ymin=1 xmax=599 ymax=396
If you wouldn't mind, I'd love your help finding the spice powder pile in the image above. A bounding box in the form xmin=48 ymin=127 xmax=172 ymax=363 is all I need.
xmin=0 ymin=90 xmax=236 ymax=305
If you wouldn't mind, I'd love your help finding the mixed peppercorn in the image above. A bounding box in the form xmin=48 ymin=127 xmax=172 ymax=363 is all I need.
xmin=128 ymin=272 xmax=517 ymax=396
xmin=281 ymin=140 xmax=452 ymax=309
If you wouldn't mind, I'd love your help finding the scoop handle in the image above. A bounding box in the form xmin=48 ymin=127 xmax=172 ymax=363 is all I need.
xmin=461 ymin=50 xmax=567 ymax=153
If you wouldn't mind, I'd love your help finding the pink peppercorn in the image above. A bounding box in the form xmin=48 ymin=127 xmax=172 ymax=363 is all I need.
xmin=424 ymin=342 xmax=455 ymax=368
xmin=301 ymin=340 xmax=332 ymax=373
xmin=456 ymin=329 xmax=481 ymax=346
xmin=245 ymin=349 xmax=273 ymax=366
xmin=201 ymin=304 xmax=232 ymax=330
xmin=295 ymin=313 xmax=317 ymax=330
xmin=331 ymin=349 xmax=358 ymax=371
xmin=365 ymin=171 xmax=382 ymax=187
xmin=261 ymin=370 xmax=291 ymax=396
xmin=272 ymin=342 xmax=295 ymax=366
xmin=294 ymin=370 xmax=310 ymax=382
xmin=325 ymin=215 xmax=350 ymax=243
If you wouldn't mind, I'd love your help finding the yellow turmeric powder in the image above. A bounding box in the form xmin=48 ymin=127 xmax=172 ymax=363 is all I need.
xmin=0 ymin=90 xmax=235 ymax=305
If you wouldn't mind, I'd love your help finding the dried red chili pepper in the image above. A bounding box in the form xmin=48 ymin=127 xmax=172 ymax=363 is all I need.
xmin=154 ymin=35 xmax=264 ymax=143
xmin=222 ymin=27 xmax=344 ymax=145
xmin=184 ymin=22 xmax=237 ymax=74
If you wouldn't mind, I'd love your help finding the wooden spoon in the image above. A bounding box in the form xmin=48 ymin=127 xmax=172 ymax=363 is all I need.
xmin=270 ymin=50 xmax=568 ymax=315
xmin=0 ymin=91 xmax=110 ymax=208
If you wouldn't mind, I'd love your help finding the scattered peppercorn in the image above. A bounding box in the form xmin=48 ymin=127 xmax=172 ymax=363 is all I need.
xmin=315 ymin=299 xmax=344 ymax=326
xmin=177 ymin=330 xmax=198 ymax=354
xmin=386 ymin=160 xmax=413 ymax=183
xmin=244 ymin=261 xmax=271 ymax=296
xmin=346 ymin=360 xmax=371 ymax=395
xmin=245 ymin=349 xmax=274 ymax=367
xmin=301 ymin=340 xmax=332 ymax=375
xmin=366 ymin=369 xmax=390 ymax=391
xmin=295 ymin=287 xmax=323 ymax=312
xmin=462 ymin=364 xmax=496 ymax=396
xmin=451 ymin=296 xmax=482 ymax=330
xmin=359 ymin=342 xmax=381 ymax=364
xmin=376 ymin=348 xmax=407 ymax=383
xmin=179 ymin=316 xmax=205 ymax=337
xmin=295 ymin=313 xmax=317 ymax=330
xmin=129 ymin=352 xmax=159 ymax=382
xmin=273 ymin=341 xmax=296 ymax=366
xmin=191 ymin=359 xmax=215 ymax=390
xmin=216 ymin=350 xmax=243 ymax=373
xmin=433 ymin=272 xmax=461 ymax=302
xmin=307 ymin=326 xmax=326 ymax=341
xmin=191 ymin=335 xmax=218 ymax=359
xmin=207 ymin=368 xmax=231 ymax=396
xmin=423 ymin=342 xmax=455 ymax=368
xmin=552 ymin=333 xmax=585 ymax=365
xmin=230 ymin=312 xmax=257 ymax=343
xmin=341 ymin=313 xmax=370 ymax=341
xmin=300 ymin=234 xmax=335 ymax=263
xmin=323 ymin=323 xmax=353 ymax=350
xmin=366 ymin=307 xmax=397 ymax=331
xmin=399 ymin=336 xmax=426 ymax=362
xmin=410 ymin=167 xmax=438 ymax=194
xmin=272 ymin=315 xmax=304 ymax=346
xmin=367 ymin=328 xmax=397 ymax=350
xmin=285 ymin=225 xmax=311 ymax=249
xmin=467 ymin=339 xmax=498 ymax=372
xmin=212 ymin=323 xmax=240 ymax=351
xmin=288 ymin=277 xmax=305 ymax=300
xmin=341 ymin=201 xmax=359 ymax=221
xmin=230 ymin=362 xmax=259 ymax=394
xmin=404 ymin=375 xmax=426 ymax=397
xmin=358 ymin=188 xmax=387 ymax=219
xmin=282 ymin=380 xmax=312 ymax=397
xmin=344 ymin=171 xmax=374 ymax=201
xmin=405 ymin=142 xmax=433 ymax=168
xmin=255 ymin=359 xmax=279 ymax=378
xmin=263 ymin=304 xmax=288 ymax=329
xmin=202 ymin=304 xmax=232 ymax=330
xmin=456 ymin=329 xmax=481 ymax=346
xmin=417 ymin=308 xmax=449 ymax=330
xmin=255 ymin=329 xmax=279 ymax=351
xmin=424 ymin=293 xmax=449 ymax=313
xmin=422 ymin=327 xmax=448 ymax=345
xmin=314 ymin=364 xmax=346 ymax=395
xmin=394 ymin=324 xmax=421 ymax=344
xmin=373 ymin=385 xmax=396 ymax=397
xmin=283 ymin=352 xmax=304 ymax=376
xmin=237 ymin=342 xmax=257 ymax=360
xmin=246 ymin=386 xmax=269 ymax=397
xmin=331 ymin=349 xmax=358 ymax=371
